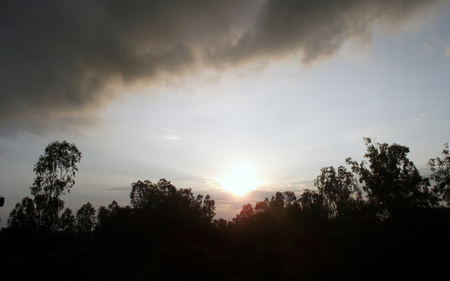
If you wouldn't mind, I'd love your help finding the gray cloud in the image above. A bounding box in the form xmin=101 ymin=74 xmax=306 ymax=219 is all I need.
xmin=0 ymin=0 xmax=442 ymax=135
xmin=109 ymin=186 xmax=131 ymax=191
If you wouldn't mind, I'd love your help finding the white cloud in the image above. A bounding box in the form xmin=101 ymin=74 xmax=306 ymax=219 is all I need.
xmin=163 ymin=134 xmax=179 ymax=140
xmin=162 ymin=129 xmax=179 ymax=140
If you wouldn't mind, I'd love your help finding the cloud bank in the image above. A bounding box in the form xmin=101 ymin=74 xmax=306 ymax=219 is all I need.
xmin=0 ymin=0 xmax=443 ymax=135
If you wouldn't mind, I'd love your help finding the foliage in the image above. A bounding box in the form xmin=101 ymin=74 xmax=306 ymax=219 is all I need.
xmin=4 ymin=138 xmax=450 ymax=280
xmin=428 ymin=143 xmax=450 ymax=204
xmin=60 ymin=208 xmax=76 ymax=233
xmin=346 ymin=137 xmax=437 ymax=217
xmin=30 ymin=140 xmax=82 ymax=230
xmin=76 ymin=202 xmax=97 ymax=233
xmin=130 ymin=178 xmax=216 ymax=220
xmin=97 ymin=200 xmax=120 ymax=228
xmin=7 ymin=196 xmax=37 ymax=230
xmin=314 ymin=166 xmax=361 ymax=217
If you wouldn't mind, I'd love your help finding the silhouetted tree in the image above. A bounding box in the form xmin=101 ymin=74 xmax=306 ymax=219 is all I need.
xmin=213 ymin=218 xmax=229 ymax=229
xmin=76 ymin=202 xmax=97 ymax=233
xmin=236 ymin=203 xmax=255 ymax=220
xmin=283 ymin=191 xmax=298 ymax=207
xmin=428 ymin=143 xmax=450 ymax=205
xmin=7 ymin=196 xmax=37 ymax=230
xmin=30 ymin=140 xmax=82 ymax=231
xmin=130 ymin=178 xmax=215 ymax=220
xmin=97 ymin=200 xmax=120 ymax=229
xmin=269 ymin=192 xmax=286 ymax=215
xmin=95 ymin=179 xmax=219 ymax=280
xmin=254 ymin=199 xmax=269 ymax=215
xmin=347 ymin=138 xmax=437 ymax=218
xmin=314 ymin=166 xmax=361 ymax=217
xmin=201 ymin=195 xmax=216 ymax=220
xmin=6 ymin=137 xmax=450 ymax=280
xmin=298 ymin=189 xmax=326 ymax=213
xmin=130 ymin=180 xmax=154 ymax=209
xmin=60 ymin=207 xmax=76 ymax=232
xmin=297 ymin=189 xmax=329 ymax=234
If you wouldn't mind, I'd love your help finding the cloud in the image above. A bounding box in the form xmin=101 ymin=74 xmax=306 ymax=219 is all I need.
xmin=236 ymin=62 xmax=269 ymax=78
xmin=432 ymin=34 xmax=447 ymax=45
xmin=415 ymin=113 xmax=427 ymax=121
xmin=162 ymin=129 xmax=179 ymax=140
xmin=0 ymin=0 xmax=443 ymax=135
xmin=417 ymin=43 xmax=434 ymax=57
xmin=430 ymin=34 xmax=450 ymax=58
xmin=109 ymin=186 xmax=131 ymax=191
xmin=163 ymin=134 xmax=180 ymax=141
xmin=445 ymin=45 xmax=450 ymax=58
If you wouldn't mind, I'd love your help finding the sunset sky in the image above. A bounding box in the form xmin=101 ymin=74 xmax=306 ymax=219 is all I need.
xmin=1 ymin=0 xmax=450 ymax=226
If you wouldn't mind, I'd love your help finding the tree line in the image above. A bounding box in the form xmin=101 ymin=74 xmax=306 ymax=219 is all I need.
xmin=1 ymin=138 xmax=450 ymax=280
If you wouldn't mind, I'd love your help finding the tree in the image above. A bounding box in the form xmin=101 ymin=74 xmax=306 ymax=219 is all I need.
xmin=7 ymin=196 xmax=37 ymax=230
xmin=129 ymin=178 xmax=216 ymax=220
xmin=298 ymin=189 xmax=325 ymax=212
xmin=428 ymin=143 xmax=450 ymax=205
xmin=236 ymin=203 xmax=255 ymax=220
xmin=76 ymin=202 xmax=97 ymax=233
xmin=347 ymin=138 xmax=437 ymax=218
xmin=201 ymin=194 xmax=216 ymax=220
xmin=269 ymin=192 xmax=287 ymax=215
xmin=30 ymin=140 xmax=82 ymax=231
xmin=314 ymin=166 xmax=361 ymax=217
xmin=60 ymin=208 xmax=76 ymax=232
xmin=130 ymin=180 xmax=156 ymax=209
xmin=97 ymin=200 xmax=121 ymax=228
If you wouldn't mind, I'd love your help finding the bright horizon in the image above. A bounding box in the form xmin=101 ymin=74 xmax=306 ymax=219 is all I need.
xmin=1 ymin=0 xmax=450 ymax=227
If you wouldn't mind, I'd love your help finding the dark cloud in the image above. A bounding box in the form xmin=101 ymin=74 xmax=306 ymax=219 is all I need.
xmin=0 ymin=0 xmax=442 ymax=135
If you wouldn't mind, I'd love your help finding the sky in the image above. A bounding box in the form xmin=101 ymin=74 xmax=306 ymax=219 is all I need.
xmin=1 ymin=0 xmax=450 ymax=226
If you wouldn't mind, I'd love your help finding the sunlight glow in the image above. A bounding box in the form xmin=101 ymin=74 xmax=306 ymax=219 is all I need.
xmin=222 ymin=163 xmax=258 ymax=196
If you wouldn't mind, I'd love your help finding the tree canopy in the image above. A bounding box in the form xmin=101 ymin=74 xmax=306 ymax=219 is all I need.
xmin=428 ymin=143 xmax=450 ymax=204
xmin=3 ymin=138 xmax=450 ymax=280
xmin=346 ymin=137 xmax=437 ymax=217
xmin=8 ymin=140 xmax=82 ymax=231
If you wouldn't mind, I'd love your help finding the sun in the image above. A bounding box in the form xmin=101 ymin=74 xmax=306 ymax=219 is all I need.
xmin=222 ymin=163 xmax=258 ymax=196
